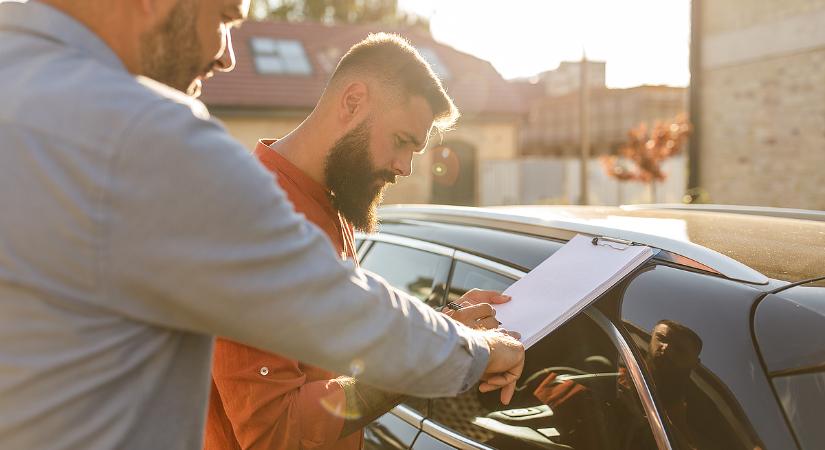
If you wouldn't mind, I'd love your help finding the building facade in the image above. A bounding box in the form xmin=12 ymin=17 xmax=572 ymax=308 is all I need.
xmin=692 ymin=0 xmax=825 ymax=209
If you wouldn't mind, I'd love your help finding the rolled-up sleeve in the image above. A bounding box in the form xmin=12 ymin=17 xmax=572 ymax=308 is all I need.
xmin=100 ymin=92 xmax=488 ymax=397
xmin=209 ymin=339 xmax=347 ymax=450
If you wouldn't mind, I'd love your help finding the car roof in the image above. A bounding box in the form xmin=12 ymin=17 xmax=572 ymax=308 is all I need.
xmin=377 ymin=204 xmax=825 ymax=285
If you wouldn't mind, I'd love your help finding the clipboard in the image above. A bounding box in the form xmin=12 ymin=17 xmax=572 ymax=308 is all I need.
xmin=494 ymin=234 xmax=656 ymax=348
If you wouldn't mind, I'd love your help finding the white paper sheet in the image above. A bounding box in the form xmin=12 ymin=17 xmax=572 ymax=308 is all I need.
xmin=495 ymin=234 xmax=654 ymax=348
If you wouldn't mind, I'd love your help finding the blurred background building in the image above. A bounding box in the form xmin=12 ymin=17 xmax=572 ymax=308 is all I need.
xmin=519 ymin=63 xmax=686 ymax=158
xmin=202 ymin=0 xmax=823 ymax=210
xmin=691 ymin=0 xmax=825 ymax=210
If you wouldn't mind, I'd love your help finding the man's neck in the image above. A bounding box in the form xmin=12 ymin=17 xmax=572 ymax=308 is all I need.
xmin=269 ymin=113 xmax=334 ymax=187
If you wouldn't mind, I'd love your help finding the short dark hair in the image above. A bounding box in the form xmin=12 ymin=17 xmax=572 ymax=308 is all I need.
xmin=330 ymin=32 xmax=459 ymax=133
xmin=657 ymin=319 xmax=703 ymax=353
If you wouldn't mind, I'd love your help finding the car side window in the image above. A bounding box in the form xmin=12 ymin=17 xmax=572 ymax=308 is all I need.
xmin=360 ymin=241 xmax=452 ymax=308
xmin=619 ymin=265 xmax=764 ymax=450
xmin=446 ymin=261 xmax=514 ymax=304
xmin=426 ymin=263 xmax=657 ymax=450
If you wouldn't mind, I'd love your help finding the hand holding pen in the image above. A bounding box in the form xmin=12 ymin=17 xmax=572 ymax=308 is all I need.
xmin=440 ymin=289 xmax=523 ymax=404
xmin=441 ymin=289 xmax=520 ymax=338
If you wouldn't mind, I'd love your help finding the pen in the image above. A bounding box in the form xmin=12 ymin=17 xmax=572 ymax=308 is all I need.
xmin=445 ymin=301 xmax=463 ymax=311
xmin=446 ymin=301 xmax=503 ymax=326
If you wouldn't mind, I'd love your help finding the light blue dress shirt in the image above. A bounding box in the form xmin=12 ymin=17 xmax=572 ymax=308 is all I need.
xmin=0 ymin=2 xmax=489 ymax=449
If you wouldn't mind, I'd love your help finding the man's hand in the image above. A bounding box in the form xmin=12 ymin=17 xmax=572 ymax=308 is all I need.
xmin=442 ymin=289 xmax=512 ymax=331
xmin=479 ymin=330 xmax=525 ymax=405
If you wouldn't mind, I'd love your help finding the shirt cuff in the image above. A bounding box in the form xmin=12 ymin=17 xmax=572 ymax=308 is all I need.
xmin=458 ymin=332 xmax=490 ymax=392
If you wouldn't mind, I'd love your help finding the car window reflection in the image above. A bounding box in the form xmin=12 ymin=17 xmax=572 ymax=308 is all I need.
xmin=623 ymin=322 xmax=763 ymax=448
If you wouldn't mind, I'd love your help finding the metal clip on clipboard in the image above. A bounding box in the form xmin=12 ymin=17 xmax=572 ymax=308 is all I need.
xmin=591 ymin=236 xmax=635 ymax=250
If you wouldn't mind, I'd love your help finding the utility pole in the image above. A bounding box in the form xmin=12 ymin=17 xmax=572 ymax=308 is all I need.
xmin=579 ymin=51 xmax=591 ymax=205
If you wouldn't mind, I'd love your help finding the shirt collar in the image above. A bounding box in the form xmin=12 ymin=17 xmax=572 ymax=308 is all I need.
xmin=254 ymin=139 xmax=338 ymax=216
xmin=0 ymin=0 xmax=126 ymax=72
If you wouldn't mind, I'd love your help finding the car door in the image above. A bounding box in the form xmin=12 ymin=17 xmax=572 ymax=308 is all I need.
xmin=415 ymin=254 xmax=668 ymax=450
xmin=358 ymin=234 xmax=455 ymax=448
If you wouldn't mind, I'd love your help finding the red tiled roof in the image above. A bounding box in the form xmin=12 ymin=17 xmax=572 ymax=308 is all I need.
xmin=201 ymin=20 xmax=525 ymax=117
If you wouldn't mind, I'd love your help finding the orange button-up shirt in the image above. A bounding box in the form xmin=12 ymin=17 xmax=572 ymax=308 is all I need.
xmin=204 ymin=140 xmax=361 ymax=450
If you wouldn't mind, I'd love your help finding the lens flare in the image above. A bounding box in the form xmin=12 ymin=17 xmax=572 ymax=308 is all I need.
xmin=349 ymin=358 xmax=365 ymax=377
xmin=319 ymin=395 xmax=362 ymax=420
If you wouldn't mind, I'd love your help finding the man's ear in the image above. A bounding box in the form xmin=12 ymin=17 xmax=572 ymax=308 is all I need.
xmin=339 ymin=81 xmax=369 ymax=123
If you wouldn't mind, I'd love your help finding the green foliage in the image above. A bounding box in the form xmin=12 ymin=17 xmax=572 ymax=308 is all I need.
xmin=250 ymin=0 xmax=429 ymax=29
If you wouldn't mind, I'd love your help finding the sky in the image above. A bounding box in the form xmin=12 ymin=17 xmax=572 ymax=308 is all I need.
xmin=398 ymin=0 xmax=691 ymax=88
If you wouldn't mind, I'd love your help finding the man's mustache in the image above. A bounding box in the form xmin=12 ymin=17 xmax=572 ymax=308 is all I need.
xmin=375 ymin=171 xmax=397 ymax=185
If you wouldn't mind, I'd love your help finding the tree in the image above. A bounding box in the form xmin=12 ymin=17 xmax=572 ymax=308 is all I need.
xmin=249 ymin=0 xmax=429 ymax=30
xmin=600 ymin=114 xmax=691 ymax=203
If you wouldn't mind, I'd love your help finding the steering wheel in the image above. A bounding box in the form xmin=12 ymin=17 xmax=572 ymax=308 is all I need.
xmin=516 ymin=366 xmax=589 ymax=392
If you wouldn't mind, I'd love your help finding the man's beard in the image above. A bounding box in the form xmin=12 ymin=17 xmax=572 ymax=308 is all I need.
xmin=324 ymin=120 xmax=396 ymax=233
xmin=139 ymin=0 xmax=206 ymax=97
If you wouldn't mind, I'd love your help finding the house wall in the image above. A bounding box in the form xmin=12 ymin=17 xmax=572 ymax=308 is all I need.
xmin=698 ymin=0 xmax=825 ymax=209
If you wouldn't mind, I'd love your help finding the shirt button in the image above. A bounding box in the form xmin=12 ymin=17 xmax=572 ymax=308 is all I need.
xmin=259 ymin=367 xmax=269 ymax=376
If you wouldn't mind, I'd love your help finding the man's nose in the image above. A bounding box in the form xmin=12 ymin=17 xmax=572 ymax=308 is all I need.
xmin=392 ymin=152 xmax=413 ymax=178
xmin=215 ymin=30 xmax=236 ymax=72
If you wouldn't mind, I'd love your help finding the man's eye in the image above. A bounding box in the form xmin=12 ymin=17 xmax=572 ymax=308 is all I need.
xmin=394 ymin=136 xmax=407 ymax=147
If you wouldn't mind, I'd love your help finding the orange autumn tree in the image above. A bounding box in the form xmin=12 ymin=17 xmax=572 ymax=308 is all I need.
xmin=600 ymin=114 xmax=691 ymax=202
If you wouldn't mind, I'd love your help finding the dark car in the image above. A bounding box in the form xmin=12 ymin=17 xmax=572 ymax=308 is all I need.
xmin=357 ymin=204 xmax=825 ymax=450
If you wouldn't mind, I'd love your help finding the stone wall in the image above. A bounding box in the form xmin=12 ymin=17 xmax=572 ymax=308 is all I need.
xmin=698 ymin=0 xmax=825 ymax=210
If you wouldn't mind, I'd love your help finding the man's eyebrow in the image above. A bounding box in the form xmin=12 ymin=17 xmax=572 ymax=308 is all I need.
xmin=399 ymin=131 xmax=422 ymax=148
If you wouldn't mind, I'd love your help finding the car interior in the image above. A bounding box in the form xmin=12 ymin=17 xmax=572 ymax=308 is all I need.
xmin=429 ymin=311 xmax=656 ymax=450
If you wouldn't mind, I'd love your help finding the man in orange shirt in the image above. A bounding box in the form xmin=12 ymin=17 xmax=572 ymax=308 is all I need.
xmin=205 ymin=33 xmax=516 ymax=450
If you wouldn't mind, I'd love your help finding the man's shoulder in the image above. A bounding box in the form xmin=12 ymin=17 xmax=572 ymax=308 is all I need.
xmin=0 ymin=45 xmax=217 ymax=149
xmin=136 ymin=76 xmax=212 ymax=122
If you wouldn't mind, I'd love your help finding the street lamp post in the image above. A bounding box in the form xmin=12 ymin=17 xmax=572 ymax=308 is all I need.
xmin=579 ymin=52 xmax=591 ymax=205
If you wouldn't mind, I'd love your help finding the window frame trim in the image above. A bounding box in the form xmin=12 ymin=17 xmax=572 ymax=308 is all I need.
xmin=390 ymin=403 xmax=424 ymax=428
xmin=419 ymin=418 xmax=497 ymax=450
xmin=357 ymin=233 xmax=455 ymax=258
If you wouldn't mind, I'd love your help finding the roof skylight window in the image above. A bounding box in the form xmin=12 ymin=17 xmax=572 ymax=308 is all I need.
xmin=250 ymin=38 xmax=312 ymax=75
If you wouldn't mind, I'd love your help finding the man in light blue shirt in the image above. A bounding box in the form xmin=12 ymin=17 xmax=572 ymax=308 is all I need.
xmin=0 ymin=0 xmax=524 ymax=449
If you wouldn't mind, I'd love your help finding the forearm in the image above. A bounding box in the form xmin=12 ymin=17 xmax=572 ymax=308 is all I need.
xmin=335 ymin=376 xmax=408 ymax=438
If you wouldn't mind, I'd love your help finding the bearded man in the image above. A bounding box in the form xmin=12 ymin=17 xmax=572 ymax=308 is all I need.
xmin=0 ymin=1 xmax=525 ymax=449
xmin=205 ymin=34 xmax=514 ymax=450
